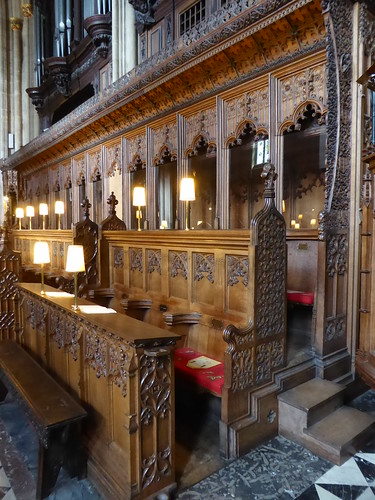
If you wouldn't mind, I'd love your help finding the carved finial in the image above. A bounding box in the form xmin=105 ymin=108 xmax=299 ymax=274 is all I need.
xmin=261 ymin=162 xmax=277 ymax=198
xmin=81 ymin=197 xmax=91 ymax=219
xmin=107 ymin=192 xmax=118 ymax=216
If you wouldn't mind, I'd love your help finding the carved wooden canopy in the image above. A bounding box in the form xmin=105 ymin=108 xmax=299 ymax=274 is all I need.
xmin=4 ymin=0 xmax=325 ymax=177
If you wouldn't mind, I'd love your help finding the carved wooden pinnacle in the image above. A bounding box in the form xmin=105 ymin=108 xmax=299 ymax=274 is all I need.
xmin=81 ymin=197 xmax=91 ymax=219
xmin=107 ymin=192 xmax=118 ymax=216
xmin=261 ymin=162 xmax=277 ymax=197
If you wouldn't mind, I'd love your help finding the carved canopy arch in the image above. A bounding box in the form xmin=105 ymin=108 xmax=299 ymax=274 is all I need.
xmin=153 ymin=145 xmax=177 ymax=166
xmin=279 ymin=100 xmax=327 ymax=135
xmin=227 ymin=120 xmax=269 ymax=148
xmin=107 ymin=159 xmax=121 ymax=177
xmin=53 ymin=179 xmax=60 ymax=192
xmin=90 ymin=167 xmax=101 ymax=182
xmin=128 ymin=154 xmax=146 ymax=172
xmin=76 ymin=170 xmax=85 ymax=186
xmin=64 ymin=176 xmax=72 ymax=189
xmin=185 ymin=134 xmax=217 ymax=158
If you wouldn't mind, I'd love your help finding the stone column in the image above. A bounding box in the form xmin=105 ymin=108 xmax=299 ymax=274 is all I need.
xmin=125 ymin=0 xmax=137 ymax=73
xmin=10 ymin=17 xmax=23 ymax=151
xmin=21 ymin=3 xmax=34 ymax=145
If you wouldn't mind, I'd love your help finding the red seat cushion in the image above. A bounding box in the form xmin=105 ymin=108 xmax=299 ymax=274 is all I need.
xmin=287 ymin=290 xmax=314 ymax=306
xmin=174 ymin=347 xmax=224 ymax=397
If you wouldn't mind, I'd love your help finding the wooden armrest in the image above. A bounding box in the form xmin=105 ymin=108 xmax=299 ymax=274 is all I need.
xmin=164 ymin=312 xmax=202 ymax=327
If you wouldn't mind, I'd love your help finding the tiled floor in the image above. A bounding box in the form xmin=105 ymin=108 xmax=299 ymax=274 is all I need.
xmin=0 ymin=390 xmax=373 ymax=498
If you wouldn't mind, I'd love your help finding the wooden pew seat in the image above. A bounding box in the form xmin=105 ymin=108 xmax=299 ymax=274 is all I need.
xmin=0 ymin=340 xmax=87 ymax=499
xmin=287 ymin=290 xmax=314 ymax=306
xmin=174 ymin=347 xmax=224 ymax=397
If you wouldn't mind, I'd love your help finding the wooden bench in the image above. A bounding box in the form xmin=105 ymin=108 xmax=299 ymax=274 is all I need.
xmin=0 ymin=340 xmax=87 ymax=499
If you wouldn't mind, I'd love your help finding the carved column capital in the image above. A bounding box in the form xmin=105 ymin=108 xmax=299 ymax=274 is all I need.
xmin=10 ymin=18 xmax=23 ymax=31
xmin=21 ymin=4 xmax=33 ymax=18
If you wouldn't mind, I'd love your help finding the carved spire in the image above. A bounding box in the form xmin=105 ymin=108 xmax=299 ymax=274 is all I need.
xmin=107 ymin=192 xmax=118 ymax=216
xmin=81 ymin=197 xmax=91 ymax=220
xmin=260 ymin=162 xmax=277 ymax=200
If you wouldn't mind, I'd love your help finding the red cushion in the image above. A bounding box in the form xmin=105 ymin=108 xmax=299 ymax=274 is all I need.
xmin=174 ymin=347 xmax=224 ymax=397
xmin=287 ymin=290 xmax=314 ymax=306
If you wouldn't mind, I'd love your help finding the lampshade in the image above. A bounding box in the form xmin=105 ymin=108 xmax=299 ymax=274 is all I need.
xmin=39 ymin=203 xmax=48 ymax=215
xmin=33 ymin=242 xmax=50 ymax=264
xmin=55 ymin=201 xmax=64 ymax=214
xmin=132 ymin=187 xmax=146 ymax=207
xmin=15 ymin=208 xmax=24 ymax=218
xmin=26 ymin=206 xmax=35 ymax=217
xmin=66 ymin=245 xmax=85 ymax=273
xmin=180 ymin=178 xmax=195 ymax=201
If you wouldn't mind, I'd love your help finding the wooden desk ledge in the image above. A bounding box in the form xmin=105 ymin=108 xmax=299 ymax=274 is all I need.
xmin=175 ymin=347 xmax=224 ymax=397
xmin=0 ymin=340 xmax=87 ymax=500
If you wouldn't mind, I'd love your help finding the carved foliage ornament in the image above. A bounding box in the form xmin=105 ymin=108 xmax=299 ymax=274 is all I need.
xmin=194 ymin=253 xmax=214 ymax=284
xmin=223 ymin=321 xmax=254 ymax=392
xmin=170 ymin=251 xmax=188 ymax=280
xmin=327 ymin=233 xmax=347 ymax=277
xmin=147 ymin=250 xmax=162 ymax=275
xmin=140 ymin=349 xmax=172 ymax=489
xmin=130 ymin=248 xmax=143 ymax=272
xmin=227 ymin=256 xmax=249 ymax=288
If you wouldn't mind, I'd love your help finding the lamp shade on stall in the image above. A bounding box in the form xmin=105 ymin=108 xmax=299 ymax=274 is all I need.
xmin=66 ymin=245 xmax=85 ymax=310
xmin=33 ymin=241 xmax=50 ymax=294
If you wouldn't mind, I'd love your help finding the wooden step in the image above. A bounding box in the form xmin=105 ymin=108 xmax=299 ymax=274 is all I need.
xmin=278 ymin=378 xmax=345 ymax=441
xmin=303 ymin=406 xmax=375 ymax=465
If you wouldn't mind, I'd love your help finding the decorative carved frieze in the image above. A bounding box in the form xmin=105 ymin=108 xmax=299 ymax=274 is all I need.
xmin=108 ymin=337 xmax=130 ymax=397
xmin=169 ymin=251 xmax=188 ymax=280
xmin=227 ymin=256 xmax=248 ymax=287
xmin=26 ymin=298 xmax=47 ymax=332
xmin=50 ymin=309 xmax=64 ymax=349
xmin=147 ymin=249 xmax=161 ymax=275
xmin=130 ymin=248 xmax=143 ymax=272
xmin=85 ymin=329 xmax=107 ymax=378
xmin=194 ymin=253 xmax=215 ymax=284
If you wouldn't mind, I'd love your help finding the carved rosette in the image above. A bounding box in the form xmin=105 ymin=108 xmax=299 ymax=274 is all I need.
xmin=227 ymin=255 xmax=248 ymax=287
xmin=194 ymin=253 xmax=215 ymax=283
xmin=139 ymin=349 xmax=172 ymax=490
xmin=169 ymin=251 xmax=188 ymax=279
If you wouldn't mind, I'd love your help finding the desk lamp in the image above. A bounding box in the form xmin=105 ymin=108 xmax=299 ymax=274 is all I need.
xmin=15 ymin=208 xmax=24 ymax=230
xmin=133 ymin=187 xmax=146 ymax=231
xmin=33 ymin=242 xmax=50 ymax=294
xmin=180 ymin=177 xmax=195 ymax=230
xmin=65 ymin=245 xmax=85 ymax=311
xmin=55 ymin=201 xmax=64 ymax=230
xmin=26 ymin=206 xmax=34 ymax=229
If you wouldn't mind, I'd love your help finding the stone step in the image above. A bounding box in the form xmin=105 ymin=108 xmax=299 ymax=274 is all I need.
xmin=303 ymin=406 xmax=375 ymax=465
xmin=278 ymin=378 xmax=345 ymax=441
